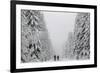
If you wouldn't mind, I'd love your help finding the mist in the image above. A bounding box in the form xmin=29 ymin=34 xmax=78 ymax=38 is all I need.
xmin=43 ymin=11 xmax=77 ymax=56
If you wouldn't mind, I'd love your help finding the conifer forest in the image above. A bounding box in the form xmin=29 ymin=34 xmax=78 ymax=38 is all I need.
xmin=21 ymin=10 xmax=90 ymax=63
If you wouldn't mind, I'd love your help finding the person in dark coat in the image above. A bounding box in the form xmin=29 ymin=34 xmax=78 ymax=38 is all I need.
xmin=57 ymin=56 xmax=59 ymax=61
xmin=54 ymin=55 xmax=56 ymax=61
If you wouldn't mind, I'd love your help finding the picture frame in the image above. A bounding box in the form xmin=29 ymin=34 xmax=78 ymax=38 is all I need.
xmin=10 ymin=0 xmax=97 ymax=72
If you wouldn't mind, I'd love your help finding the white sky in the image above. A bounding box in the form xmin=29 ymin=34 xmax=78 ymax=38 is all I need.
xmin=42 ymin=11 xmax=77 ymax=56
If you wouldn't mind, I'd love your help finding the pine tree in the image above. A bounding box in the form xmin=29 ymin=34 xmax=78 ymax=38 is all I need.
xmin=74 ymin=13 xmax=90 ymax=59
xmin=21 ymin=10 xmax=53 ymax=63
xmin=64 ymin=13 xmax=90 ymax=60
xmin=64 ymin=32 xmax=75 ymax=60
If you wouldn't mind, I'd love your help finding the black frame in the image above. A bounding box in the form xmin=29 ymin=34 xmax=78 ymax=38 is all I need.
xmin=10 ymin=0 xmax=97 ymax=72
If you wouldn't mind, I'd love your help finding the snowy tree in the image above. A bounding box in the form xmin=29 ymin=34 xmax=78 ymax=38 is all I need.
xmin=64 ymin=13 xmax=90 ymax=60
xmin=74 ymin=13 xmax=90 ymax=60
xmin=63 ymin=32 xmax=76 ymax=60
xmin=21 ymin=10 xmax=53 ymax=63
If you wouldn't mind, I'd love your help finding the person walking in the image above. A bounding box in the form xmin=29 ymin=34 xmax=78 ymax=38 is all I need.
xmin=57 ymin=56 xmax=59 ymax=61
xmin=54 ymin=55 xmax=56 ymax=61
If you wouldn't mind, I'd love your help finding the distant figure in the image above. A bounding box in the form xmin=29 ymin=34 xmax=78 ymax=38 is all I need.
xmin=54 ymin=55 xmax=56 ymax=61
xmin=57 ymin=56 xmax=59 ymax=61
xmin=54 ymin=55 xmax=60 ymax=61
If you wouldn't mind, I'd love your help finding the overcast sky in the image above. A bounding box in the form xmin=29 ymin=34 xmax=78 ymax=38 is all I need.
xmin=42 ymin=11 xmax=77 ymax=56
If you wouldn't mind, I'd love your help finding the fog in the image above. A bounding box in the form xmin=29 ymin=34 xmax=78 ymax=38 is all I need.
xmin=43 ymin=11 xmax=77 ymax=56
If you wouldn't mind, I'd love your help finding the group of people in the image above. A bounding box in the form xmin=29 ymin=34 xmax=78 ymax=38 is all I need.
xmin=54 ymin=55 xmax=60 ymax=61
